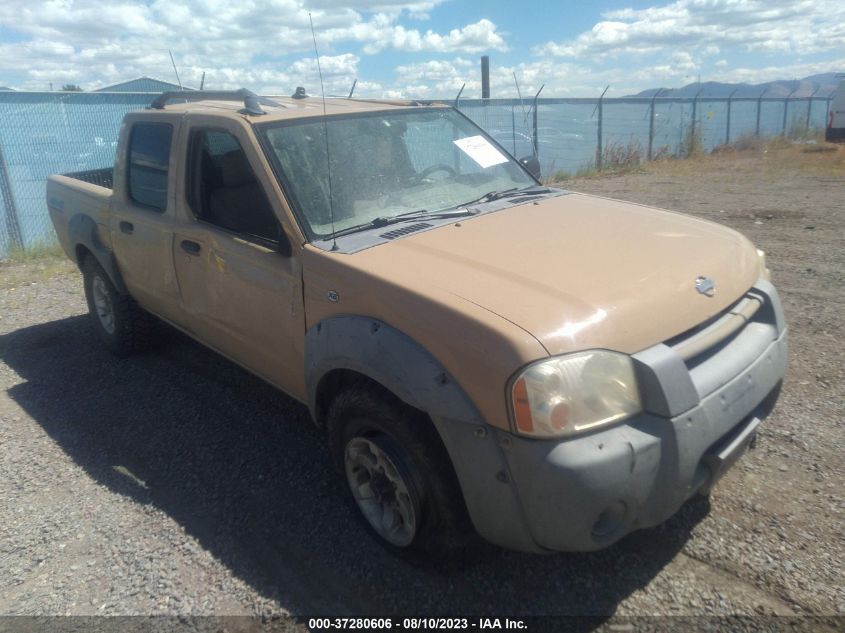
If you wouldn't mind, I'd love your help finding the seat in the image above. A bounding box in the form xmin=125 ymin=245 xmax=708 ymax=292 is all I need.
xmin=208 ymin=149 xmax=278 ymax=240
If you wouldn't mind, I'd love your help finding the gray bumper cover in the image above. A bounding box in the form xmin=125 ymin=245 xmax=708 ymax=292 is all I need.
xmin=502 ymin=329 xmax=786 ymax=551
xmin=434 ymin=280 xmax=788 ymax=552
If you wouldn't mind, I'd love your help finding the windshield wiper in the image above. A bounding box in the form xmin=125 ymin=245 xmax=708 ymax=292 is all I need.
xmin=458 ymin=187 xmax=522 ymax=207
xmin=329 ymin=208 xmax=479 ymax=238
xmin=458 ymin=186 xmax=554 ymax=208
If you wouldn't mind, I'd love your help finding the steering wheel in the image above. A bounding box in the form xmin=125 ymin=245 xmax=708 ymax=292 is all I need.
xmin=414 ymin=164 xmax=457 ymax=182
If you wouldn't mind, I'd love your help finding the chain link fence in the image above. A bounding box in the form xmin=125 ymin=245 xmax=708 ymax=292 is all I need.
xmin=452 ymin=95 xmax=833 ymax=178
xmin=0 ymin=91 xmax=834 ymax=257
xmin=0 ymin=92 xmax=150 ymax=257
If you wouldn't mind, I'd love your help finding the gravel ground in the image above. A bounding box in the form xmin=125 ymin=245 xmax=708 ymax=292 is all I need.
xmin=0 ymin=142 xmax=843 ymax=626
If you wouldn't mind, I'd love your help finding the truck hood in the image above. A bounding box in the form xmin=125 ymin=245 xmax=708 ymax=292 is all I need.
xmin=354 ymin=191 xmax=761 ymax=356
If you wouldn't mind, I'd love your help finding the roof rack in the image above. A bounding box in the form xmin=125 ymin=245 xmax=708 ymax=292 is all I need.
xmin=149 ymin=89 xmax=284 ymax=115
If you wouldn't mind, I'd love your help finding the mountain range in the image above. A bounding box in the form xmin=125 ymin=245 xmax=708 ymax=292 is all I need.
xmin=628 ymin=72 xmax=843 ymax=99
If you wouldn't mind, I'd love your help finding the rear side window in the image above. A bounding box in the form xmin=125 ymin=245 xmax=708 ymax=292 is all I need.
xmin=127 ymin=123 xmax=172 ymax=211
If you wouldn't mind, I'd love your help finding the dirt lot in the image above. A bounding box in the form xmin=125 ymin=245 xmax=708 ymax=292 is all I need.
xmin=0 ymin=142 xmax=843 ymax=625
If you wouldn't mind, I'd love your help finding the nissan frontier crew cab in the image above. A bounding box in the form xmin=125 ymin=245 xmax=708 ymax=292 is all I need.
xmin=47 ymin=89 xmax=787 ymax=553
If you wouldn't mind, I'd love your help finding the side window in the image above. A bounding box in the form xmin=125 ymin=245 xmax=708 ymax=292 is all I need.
xmin=127 ymin=123 xmax=172 ymax=211
xmin=186 ymin=129 xmax=280 ymax=244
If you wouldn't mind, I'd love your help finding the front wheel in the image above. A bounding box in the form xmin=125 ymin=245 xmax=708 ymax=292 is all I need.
xmin=82 ymin=256 xmax=155 ymax=356
xmin=344 ymin=434 xmax=422 ymax=547
xmin=327 ymin=385 xmax=470 ymax=553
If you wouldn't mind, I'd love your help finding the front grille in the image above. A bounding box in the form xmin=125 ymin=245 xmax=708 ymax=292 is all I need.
xmin=666 ymin=291 xmax=766 ymax=367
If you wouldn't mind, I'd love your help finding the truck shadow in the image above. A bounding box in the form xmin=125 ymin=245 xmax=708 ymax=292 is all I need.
xmin=0 ymin=315 xmax=710 ymax=622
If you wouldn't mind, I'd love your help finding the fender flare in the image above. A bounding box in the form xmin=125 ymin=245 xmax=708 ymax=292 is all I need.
xmin=304 ymin=315 xmax=542 ymax=552
xmin=304 ymin=315 xmax=481 ymax=424
xmin=68 ymin=213 xmax=128 ymax=294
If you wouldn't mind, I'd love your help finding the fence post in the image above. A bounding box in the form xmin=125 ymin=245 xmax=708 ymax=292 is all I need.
xmin=595 ymin=85 xmax=609 ymax=170
xmin=782 ymin=88 xmax=797 ymax=136
xmin=531 ymin=84 xmax=544 ymax=157
xmin=690 ymin=98 xmax=696 ymax=154
xmin=0 ymin=134 xmax=23 ymax=253
xmin=756 ymin=88 xmax=768 ymax=137
xmin=453 ymin=83 xmax=465 ymax=108
xmin=825 ymin=95 xmax=833 ymax=128
xmin=806 ymin=88 xmax=819 ymax=131
xmin=725 ymin=88 xmax=738 ymax=145
xmin=648 ymin=88 xmax=662 ymax=161
xmin=689 ymin=88 xmax=702 ymax=156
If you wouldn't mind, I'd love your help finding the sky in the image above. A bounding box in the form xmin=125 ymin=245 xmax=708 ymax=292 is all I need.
xmin=0 ymin=0 xmax=843 ymax=97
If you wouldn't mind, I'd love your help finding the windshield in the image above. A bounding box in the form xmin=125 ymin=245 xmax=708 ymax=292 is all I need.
xmin=258 ymin=108 xmax=537 ymax=240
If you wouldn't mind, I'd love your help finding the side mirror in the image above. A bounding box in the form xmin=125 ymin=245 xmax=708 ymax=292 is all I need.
xmin=519 ymin=155 xmax=542 ymax=181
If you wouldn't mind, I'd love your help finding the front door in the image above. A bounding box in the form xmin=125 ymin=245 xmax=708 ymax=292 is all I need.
xmin=172 ymin=123 xmax=305 ymax=398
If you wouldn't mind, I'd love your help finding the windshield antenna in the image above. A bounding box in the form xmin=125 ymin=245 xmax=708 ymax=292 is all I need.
xmin=309 ymin=12 xmax=339 ymax=252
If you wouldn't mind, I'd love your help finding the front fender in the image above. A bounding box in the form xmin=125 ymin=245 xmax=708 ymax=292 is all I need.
xmin=305 ymin=315 xmax=541 ymax=552
xmin=304 ymin=315 xmax=480 ymax=423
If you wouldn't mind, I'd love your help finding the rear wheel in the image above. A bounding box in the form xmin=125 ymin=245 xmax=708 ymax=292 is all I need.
xmin=82 ymin=256 xmax=155 ymax=356
xmin=327 ymin=385 xmax=470 ymax=553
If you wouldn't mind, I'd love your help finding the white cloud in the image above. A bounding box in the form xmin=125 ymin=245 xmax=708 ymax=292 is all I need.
xmin=535 ymin=0 xmax=845 ymax=59
xmin=0 ymin=0 xmax=842 ymax=97
xmin=362 ymin=19 xmax=506 ymax=54
xmin=384 ymin=56 xmax=604 ymax=99
xmin=0 ymin=0 xmax=506 ymax=91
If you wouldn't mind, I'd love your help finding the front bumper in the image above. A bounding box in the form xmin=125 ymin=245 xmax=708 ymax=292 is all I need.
xmin=434 ymin=279 xmax=788 ymax=552
xmin=503 ymin=329 xmax=785 ymax=551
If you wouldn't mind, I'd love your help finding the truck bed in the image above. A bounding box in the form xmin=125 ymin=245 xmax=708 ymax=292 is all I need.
xmin=47 ymin=169 xmax=114 ymax=263
xmin=60 ymin=167 xmax=114 ymax=190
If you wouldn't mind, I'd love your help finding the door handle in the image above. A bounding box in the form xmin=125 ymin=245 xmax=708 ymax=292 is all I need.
xmin=119 ymin=221 xmax=134 ymax=235
xmin=181 ymin=240 xmax=201 ymax=255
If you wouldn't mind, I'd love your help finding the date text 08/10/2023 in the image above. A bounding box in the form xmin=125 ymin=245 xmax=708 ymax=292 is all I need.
xmin=307 ymin=618 xmax=528 ymax=630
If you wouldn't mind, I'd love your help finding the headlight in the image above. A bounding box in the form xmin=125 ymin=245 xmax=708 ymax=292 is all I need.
xmin=510 ymin=350 xmax=641 ymax=438
xmin=757 ymin=248 xmax=771 ymax=281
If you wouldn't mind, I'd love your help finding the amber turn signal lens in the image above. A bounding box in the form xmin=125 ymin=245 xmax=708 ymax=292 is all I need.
xmin=512 ymin=377 xmax=534 ymax=433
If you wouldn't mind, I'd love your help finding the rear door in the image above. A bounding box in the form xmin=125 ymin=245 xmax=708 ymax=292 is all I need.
xmin=110 ymin=114 xmax=183 ymax=322
xmin=171 ymin=116 xmax=306 ymax=398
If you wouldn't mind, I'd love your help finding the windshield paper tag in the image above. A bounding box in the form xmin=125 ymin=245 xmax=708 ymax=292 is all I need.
xmin=453 ymin=135 xmax=508 ymax=169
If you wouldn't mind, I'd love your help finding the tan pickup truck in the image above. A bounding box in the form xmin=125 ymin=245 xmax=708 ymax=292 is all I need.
xmin=47 ymin=89 xmax=787 ymax=554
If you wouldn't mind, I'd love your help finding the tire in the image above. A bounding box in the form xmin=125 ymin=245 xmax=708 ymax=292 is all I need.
xmin=326 ymin=384 xmax=471 ymax=554
xmin=82 ymin=256 xmax=155 ymax=357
